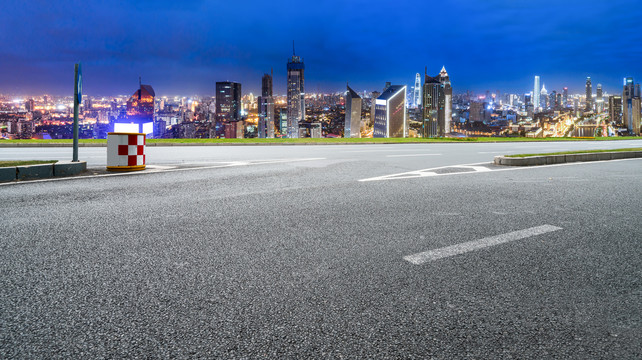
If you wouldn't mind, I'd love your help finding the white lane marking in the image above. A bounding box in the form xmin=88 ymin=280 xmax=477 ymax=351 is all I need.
xmin=0 ymin=158 xmax=326 ymax=186
xmin=359 ymin=158 xmax=642 ymax=182
xmin=386 ymin=153 xmax=442 ymax=158
xmin=404 ymin=225 xmax=563 ymax=265
xmin=360 ymin=162 xmax=491 ymax=181
xmin=346 ymin=149 xmax=430 ymax=153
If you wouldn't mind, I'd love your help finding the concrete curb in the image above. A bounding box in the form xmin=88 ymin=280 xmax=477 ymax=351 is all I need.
xmin=0 ymin=167 xmax=16 ymax=182
xmin=0 ymin=161 xmax=87 ymax=182
xmin=54 ymin=161 xmax=87 ymax=177
xmin=494 ymin=151 xmax=642 ymax=166
xmin=17 ymin=164 xmax=54 ymax=180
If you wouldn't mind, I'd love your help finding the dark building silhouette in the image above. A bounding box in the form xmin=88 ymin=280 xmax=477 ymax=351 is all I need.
xmin=258 ymin=71 xmax=275 ymax=138
xmin=609 ymin=95 xmax=622 ymax=124
xmin=113 ymin=81 xmax=155 ymax=135
xmin=215 ymin=81 xmax=242 ymax=138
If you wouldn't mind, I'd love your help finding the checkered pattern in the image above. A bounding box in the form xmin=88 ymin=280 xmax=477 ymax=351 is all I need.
xmin=107 ymin=133 xmax=146 ymax=167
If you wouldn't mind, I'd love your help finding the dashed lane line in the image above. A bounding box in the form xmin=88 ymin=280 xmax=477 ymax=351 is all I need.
xmin=386 ymin=153 xmax=442 ymax=157
xmin=404 ymin=225 xmax=563 ymax=265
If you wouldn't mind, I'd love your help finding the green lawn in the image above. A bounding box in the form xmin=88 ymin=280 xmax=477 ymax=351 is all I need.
xmin=0 ymin=160 xmax=58 ymax=167
xmin=1 ymin=136 xmax=640 ymax=145
xmin=505 ymin=148 xmax=642 ymax=158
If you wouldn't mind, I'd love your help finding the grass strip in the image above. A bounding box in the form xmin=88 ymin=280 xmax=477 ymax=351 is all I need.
xmin=0 ymin=160 xmax=59 ymax=167
xmin=1 ymin=136 xmax=640 ymax=145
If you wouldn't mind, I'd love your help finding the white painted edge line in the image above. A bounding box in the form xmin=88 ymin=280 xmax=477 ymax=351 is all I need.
xmin=359 ymin=157 xmax=642 ymax=182
xmin=0 ymin=157 xmax=326 ymax=186
xmin=404 ymin=225 xmax=563 ymax=265
xmin=386 ymin=153 xmax=442 ymax=157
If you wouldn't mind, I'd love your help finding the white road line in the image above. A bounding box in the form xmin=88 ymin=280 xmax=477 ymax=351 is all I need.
xmin=386 ymin=153 xmax=442 ymax=157
xmin=0 ymin=158 xmax=326 ymax=186
xmin=359 ymin=157 xmax=642 ymax=182
xmin=346 ymin=149 xmax=429 ymax=153
xmin=404 ymin=225 xmax=563 ymax=265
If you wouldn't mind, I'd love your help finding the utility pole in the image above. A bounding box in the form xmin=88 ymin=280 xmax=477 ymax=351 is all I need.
xmin=73 ymin=63 xmax=82 ymax=162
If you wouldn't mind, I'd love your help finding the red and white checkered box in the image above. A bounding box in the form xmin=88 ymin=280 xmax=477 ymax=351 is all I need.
xmin=107 ymin=132 xmax=146 ymax=170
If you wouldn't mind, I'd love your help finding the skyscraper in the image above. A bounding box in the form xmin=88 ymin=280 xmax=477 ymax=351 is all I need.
xmin=533 ymin=76 xmax=541 ymax=113
xmin=540 ymin=84 xmax=548 ymax=110
xmin=623 ymin=77 xmax=634 ymax=130
xmin=374 ymin=85 xmax=406 ymax=138
xmin=439 ymin=66 xmax=452 ymax=134
xmin=258 ymin=71 xmax=275 ymax=138
xmin=422 ymin=74 xmax=442 ymax=137
xmin=344 ymin=84 xmax=362 ymax=138
xmin=422 ymin=67 xmax=453 ymax=137
xmin=287 ymin=44 xmax=305 ymax=138
xmin=632 ymin=97 xmax=641 ymax=135
xmin=370 ymin=91 xmax=380 ymax=131
xmin=563 ymin=87 xmax=569 ymax=107
xmin=609 ymin=95 xmax=622 ymax=124
xmin=215 ymin=81 xmax=242 ymax=138
xmin=596 ymin=84 xmax=603 ymax=113
xmin=413 ymin=73 xmax=421 ymax=108
xmin=585 ymin=77 xmax=592 ymax=111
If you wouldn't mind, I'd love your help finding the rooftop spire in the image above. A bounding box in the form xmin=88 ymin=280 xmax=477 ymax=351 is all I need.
xmin=292 ymin=40 xmax=295 ymax=56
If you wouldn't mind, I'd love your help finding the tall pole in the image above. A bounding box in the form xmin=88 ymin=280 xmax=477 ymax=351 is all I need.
xmin=73 ymin=63 xmax=81 ymax=162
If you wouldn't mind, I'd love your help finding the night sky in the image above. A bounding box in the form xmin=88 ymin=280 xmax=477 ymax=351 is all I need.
xmin=1 ymin=0 xmax=640 ymax=97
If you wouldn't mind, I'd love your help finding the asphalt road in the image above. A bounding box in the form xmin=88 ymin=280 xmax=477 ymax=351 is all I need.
xmin=1 ymin=141 xmax=641 ymax=358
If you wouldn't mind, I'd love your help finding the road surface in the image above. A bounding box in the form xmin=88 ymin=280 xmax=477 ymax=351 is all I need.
xmin=1 ymin=141 xmax=641 ymax=358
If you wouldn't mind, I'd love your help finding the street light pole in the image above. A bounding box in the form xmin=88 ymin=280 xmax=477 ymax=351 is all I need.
xmin=73 ymin=63 xmax=81 ymax=162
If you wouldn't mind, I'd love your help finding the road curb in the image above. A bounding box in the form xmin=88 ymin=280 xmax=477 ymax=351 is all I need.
xmin=494 ymin=151 xmax=642 ymax=166
xmin=0 ymin=161 xmax=87 ymax=182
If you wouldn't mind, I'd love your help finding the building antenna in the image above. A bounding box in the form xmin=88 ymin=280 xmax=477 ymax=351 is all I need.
xmin=292 ymin=40 xmax=295 ymax=56
xmin=139 ymin=76 xmax=141 ymax=87
xmin=271 ymin=68 xmax=273 ymax=78
xmin=425 ymin=66 xmax=427 ymax=76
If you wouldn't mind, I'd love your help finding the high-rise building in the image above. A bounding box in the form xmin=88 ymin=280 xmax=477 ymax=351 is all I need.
xmin=370 ymin=91 xmax=380 ymax=127
xmin=215 ymin=81 xmax=242 ymax=138
xmin=114 ymin=81 xmax=155 ymax=135
xmin=632 ymin=97 xmax=641 ymax=135
xmin=422 ymin=67 xmax=452 ymax=137
xmin=344 ymin=84 xmax=362 ymax=138
xmin=585 ymin=77 xmax=592 ymax=111
xmin=623 ymin=77 xmax=635 ymax=131
xmin=439 ymin=66 xmax=452 ymax=134
xmin=609 ymin=95 xmax=622 ymax=124
xmin=533 ymin=76 xmax=541 ymax=112
xmin=413 ymin=73 xmax=421 ymax=108
xmin=540 ymin=84 xmax=548 ymax=110
xmin=216 ymin=82 xmax=241 ymax=123
xmin=549 ymin=90 xmax=557 ymax=110
xmin=422 ymin=74 xmax=442 ymax=137
xmin=563 ymin=87 xmax=569 ymax=107
xmin=596 ymin=84 xmax=604 ymax=113
xmin=287 ymin=44 xmax=305 ymax=138
xmin=258 ymin=71 xmax=275 ymax=138
xmin=373 ymin=85 xmax=406 ymax=138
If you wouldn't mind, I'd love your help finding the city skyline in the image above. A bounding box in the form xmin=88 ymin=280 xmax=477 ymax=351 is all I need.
xmin=1 ymin=0 xmax=641 ymax=96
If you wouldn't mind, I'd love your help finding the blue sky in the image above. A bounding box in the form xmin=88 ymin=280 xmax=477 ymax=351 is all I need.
xmin=1 ymin=0 xmax=640 ymax=96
